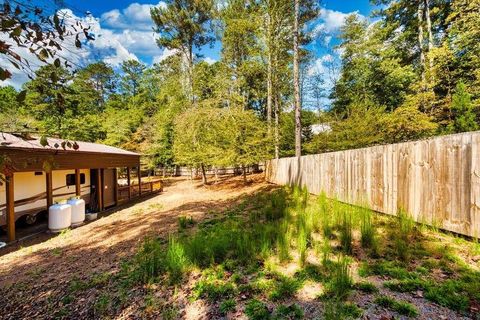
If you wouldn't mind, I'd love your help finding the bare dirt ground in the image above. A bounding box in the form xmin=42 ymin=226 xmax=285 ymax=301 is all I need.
xmin=0 ymin=174 xmax=272 ymax=319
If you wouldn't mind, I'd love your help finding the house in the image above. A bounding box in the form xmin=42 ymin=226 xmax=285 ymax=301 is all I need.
xmin=0 ymin=133 xmax=162 ymax=242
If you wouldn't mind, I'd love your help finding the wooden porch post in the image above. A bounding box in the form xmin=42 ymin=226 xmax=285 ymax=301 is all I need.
xmin=113 ymin=168 xmax=118 ymax=205
xmin=6 ymin=173 xmax=15 ymax=242
xmin=138 ymin=164 xmax=142 ymax=196
xmin=46 ymin=171 xmax=53 ymax=209
xmin=127 ymin=167 xmax=131 ymax=200
xmin=75 ymin=169 xmax=81 ymax=197
xmin=96 ymin=168 xmax=103 ymax=211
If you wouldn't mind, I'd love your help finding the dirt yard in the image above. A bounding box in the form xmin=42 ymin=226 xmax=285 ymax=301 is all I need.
xmin=0 ymin=174 xmax=271 ymax=319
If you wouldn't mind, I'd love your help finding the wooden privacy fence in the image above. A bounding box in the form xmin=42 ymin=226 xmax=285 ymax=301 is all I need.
xmin=265 ymin=131 xmax=480 ymax=238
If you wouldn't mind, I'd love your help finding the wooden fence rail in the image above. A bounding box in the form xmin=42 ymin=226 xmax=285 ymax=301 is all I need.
xmin=265 ymin=131 xmax=480 ymax=238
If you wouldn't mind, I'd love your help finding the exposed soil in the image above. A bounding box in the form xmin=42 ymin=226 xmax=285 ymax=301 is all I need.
xmin=0 ymin=174 xmax=272 ymax=319
xmin=0 ymin=174 xmax=478 ymax=320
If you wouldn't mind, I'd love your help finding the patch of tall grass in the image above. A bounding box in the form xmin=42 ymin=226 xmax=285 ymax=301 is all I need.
xmin=325 ymin=256 xmax=352 ymax=299
xmin=340 ymin=210 xmax=353 ymax=254
xmin=394 ymin=208 xmax=415 ymax=261
xmin=359 ymin=207 xmax=376 ymax=250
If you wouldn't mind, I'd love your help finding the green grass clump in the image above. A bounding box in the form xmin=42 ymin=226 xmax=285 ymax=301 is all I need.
xmin=133 ymin=237 xmax=165 ymax=283
xmin=292 ymin=185 xmax=309 ymax=211
xmin=165 ymin=236 xmax=189 ymax=283
xmin=355 ymin=281 xmax=378 ymax=293
xmin=219 ymin=299 xmax=236 ymax=314
xmin=178 ymin=216 xmax=194 ymax=229
xmin=192 ymin=278 xmax=236 ymax=301
xmin=265 ymin=190 xmax=287 ymax=221
xmin=245 ymin=299 xmax=270 ymax=320
xmin=423 ymin=280 xmax=470 ymax=312
xmin=340 ymin=210 xmax=353 ymax=254
xmin=297 ymin=215 xmax=309 ymax=267
xmin=375 ymin=296 xmax=418 ymax=317
xmin=359 ymin=261 xmax=413 ymax=280
xmin=359 ymin=207 xmax=376 ymax=249
xmin=325 ymin=256 xmax=352 ymax=299
xmin=269 ymin=274 xmax=303 ymax=301
xmin=393 ymin=208 xmax=415 ymax=261
xmin=273 ymin=304 xmax=303 ymax=319
xmin=323 ymin=300 xmax=363 ymax=320
xmin=384 ymin=278 xmax=428 ymax=292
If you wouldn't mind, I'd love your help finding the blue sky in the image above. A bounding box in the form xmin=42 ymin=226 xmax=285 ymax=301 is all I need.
xmin=1 ymin=0 xmax=375 ymax=88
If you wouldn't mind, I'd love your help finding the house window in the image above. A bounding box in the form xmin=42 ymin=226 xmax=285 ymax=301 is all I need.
xmin=66 ymin=173 xmax=86 ymax=186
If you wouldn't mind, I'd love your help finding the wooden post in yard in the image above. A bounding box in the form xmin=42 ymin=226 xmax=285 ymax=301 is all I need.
xmin=75 ymin=169 xmax=81 ymax=197
xmin=127 ymin=167 xmax=131 ymax=200
xmin=96 ymin=169 xmax=103 ymax=211
xmin=138 ymin=164 xmax=142 ymax=196
xmin=113 ymin=168 xmax=118 ymax=205
xmin=6 ymin=173 xmax=15 ymax=242
xmin=46 ymin=171 xmax=53 ymax=209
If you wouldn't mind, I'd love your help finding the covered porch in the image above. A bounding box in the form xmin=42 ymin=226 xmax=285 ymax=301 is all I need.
xmin=0 ymin=133 xmax=162 ymax=242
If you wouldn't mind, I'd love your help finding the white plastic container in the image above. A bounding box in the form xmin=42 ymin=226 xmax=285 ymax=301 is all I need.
xmin=48 ymin=200 xmax=72 ymax=232
xmin=68 ymin=197 xmax=85 ymax=227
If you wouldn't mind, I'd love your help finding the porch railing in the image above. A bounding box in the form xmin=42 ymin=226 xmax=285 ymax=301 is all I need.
xmin=117 ymin=180 xmax=162 ymax=204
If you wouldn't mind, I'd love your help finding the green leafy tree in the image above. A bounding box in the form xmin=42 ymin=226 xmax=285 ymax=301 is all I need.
xmin=120 ymin=60 xmax=146 ymax=97
xmin=448 ymin=82 xmax=478 ymax=133
xmin=151 ymin=0 xmax=215 ymax=103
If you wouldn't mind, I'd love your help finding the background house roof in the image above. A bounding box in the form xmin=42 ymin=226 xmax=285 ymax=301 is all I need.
xmin=0 ymin=132 xmax=139 ymax=156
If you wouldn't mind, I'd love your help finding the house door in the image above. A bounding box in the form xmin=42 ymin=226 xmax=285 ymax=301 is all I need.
xmin=103 ymin=169 xmax=116 ymax=208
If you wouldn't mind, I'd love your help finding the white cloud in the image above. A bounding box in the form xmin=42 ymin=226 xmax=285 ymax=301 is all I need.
xmin=1 ymin=3 xmax=170 ymax=88
xmin=312 ymin=8 xmax=364 ymax=38
xmin=153 ymin=48 xmax=178 ymax=64
xmin=203 ymin=57 xmax=216 ymax=65
xmin=101 ymin=1 xmax=166 ymax=31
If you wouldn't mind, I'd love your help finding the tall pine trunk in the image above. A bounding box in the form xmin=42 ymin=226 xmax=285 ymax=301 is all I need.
xmin=274 ymin=93 xmax=280 ymax=159
xmin=293 ymin=0 xmax=301 ymax=158
xmin=417 ymin=0 xmax=426 ymax=88
xmin=424 ymin=0 xmax=435 ymax=78
xmin=266 ymin=12 xmax=273 ymax=129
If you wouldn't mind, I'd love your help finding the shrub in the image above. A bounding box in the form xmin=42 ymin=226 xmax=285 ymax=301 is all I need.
xmin=134 ymin=238 xmax=164 ymax=283
xmin=323 ymin=300 xmax=362 ymax=320
xmin=245 ymin=299 xmax=270 ymax=320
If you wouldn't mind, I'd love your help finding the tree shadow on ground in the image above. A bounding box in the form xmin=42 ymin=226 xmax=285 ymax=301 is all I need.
xmin=0 ymin=176 xmax=276 ymax=319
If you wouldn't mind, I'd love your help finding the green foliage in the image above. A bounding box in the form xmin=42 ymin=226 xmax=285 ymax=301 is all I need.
xmin=323 ymin=300 xmax=363 ymax=320
xmin=449 ymin=82 xmax=478 ymax=133
xmin=374 ymin=296 xmax=418 ymax=317
xmin=393 ymin=209 xmax=415 ymax=261
xmin=165 ymin=236 xmax=189 ymax=283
